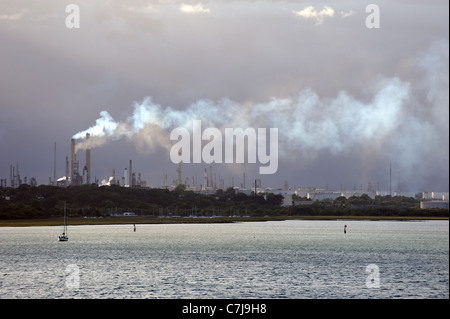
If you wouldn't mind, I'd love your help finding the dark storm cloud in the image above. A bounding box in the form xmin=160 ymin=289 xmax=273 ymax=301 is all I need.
xmin=0 ymin=0 xmax=448 ymax=191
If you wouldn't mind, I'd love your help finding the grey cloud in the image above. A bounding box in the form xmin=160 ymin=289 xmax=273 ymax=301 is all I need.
xmin=0 ymin=0 xmax=448 ymax=191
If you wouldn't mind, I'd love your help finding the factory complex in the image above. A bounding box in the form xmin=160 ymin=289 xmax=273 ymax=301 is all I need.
xmin=1 ymin=136 xmax=448 ymax=211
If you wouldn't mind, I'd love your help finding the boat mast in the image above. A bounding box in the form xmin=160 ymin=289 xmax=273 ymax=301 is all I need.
xmin=64 ymin=201 xmax=67 ymax=236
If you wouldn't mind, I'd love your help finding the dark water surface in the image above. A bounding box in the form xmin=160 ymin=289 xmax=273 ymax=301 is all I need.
xmin=0 ymin=220 xmax=448 ymax=298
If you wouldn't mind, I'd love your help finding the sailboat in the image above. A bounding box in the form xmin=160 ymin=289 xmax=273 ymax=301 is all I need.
xmin=59 ymin=202 xmax=69 ymax=242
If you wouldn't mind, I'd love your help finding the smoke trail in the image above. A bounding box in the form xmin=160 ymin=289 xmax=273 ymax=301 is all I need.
xmin=72 ymin=39 xmax=448 ymax=190
xmin=73 ymin=110 xmax=118 ymax=139
xmin=73 ymin=111 xmax=120 ymax=151
xmin=386 ymin=39 xmax=449 ymax=188
xmin=72 ymin=77 xmax=410 ymax=158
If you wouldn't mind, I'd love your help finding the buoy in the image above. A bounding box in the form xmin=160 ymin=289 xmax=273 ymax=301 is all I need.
xmin=344 ymin=224 xmax=347 ymax=234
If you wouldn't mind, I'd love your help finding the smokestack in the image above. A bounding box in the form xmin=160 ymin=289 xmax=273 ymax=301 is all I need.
xmin=129 ymin=159 xmax=132 ymax=187
xmin=176 ymin=151 xmax=182 ymax=186
xmin=209 ymin=166 xmax=212 ymax=188
xmin=86 ymin=133 xmax=91 ymax=184
xmin=71 ymin=138 xmax=76 ymax=185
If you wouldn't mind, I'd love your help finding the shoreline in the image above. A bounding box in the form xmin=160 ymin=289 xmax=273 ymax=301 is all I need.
xmin=0 ymin=215 xmax=447 ymax=227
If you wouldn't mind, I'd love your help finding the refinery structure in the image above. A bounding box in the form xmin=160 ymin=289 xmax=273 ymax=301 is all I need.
xmin=1 ymin=136 xmax=449 ymax=210
xmin=66 ymin=134 xmax=147 ymax=188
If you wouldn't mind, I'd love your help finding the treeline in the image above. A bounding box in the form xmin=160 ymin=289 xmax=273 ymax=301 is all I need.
xmin=0 ymin=184 xmax=284 ymax=219
xmin=0 ymin=184 xmax=448 ymax=220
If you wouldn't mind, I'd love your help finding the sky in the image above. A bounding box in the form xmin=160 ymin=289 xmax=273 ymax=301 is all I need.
xmin=0 ymin=0 xmax=448 ymax=192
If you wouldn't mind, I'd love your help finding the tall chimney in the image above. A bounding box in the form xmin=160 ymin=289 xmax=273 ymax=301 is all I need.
xmin=86 ymin=133 xmax=91 ymax=184
xmin=176 ymin=151 xmax=182 ymax=186
xmin=203 ymin=168 xmax=208 ymax=188
xmin=209 ymin=166 xmax=212 ymax=188
xmin=129 ymin=159 xmax=132 ymax=187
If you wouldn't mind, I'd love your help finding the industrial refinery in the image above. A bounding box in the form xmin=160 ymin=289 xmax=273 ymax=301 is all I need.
xmin=1 ymin=134 xmax=448 ymax=212
xmin=66 ymin=134 xmax=147 ymax=188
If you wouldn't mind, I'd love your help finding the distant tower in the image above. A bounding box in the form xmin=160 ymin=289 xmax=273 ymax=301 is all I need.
xmin=209 ymin=166 xmax=212 ymax=188
xmin=10 ymin=164 xmax=13 ymax=187
xmin=16 ymin=163 xmax=20 ymax=186
xmin=70 ymin=138 xmax=82 ymax=186
xmin=203 ymin=168 xmax=208 ymax=188
xmin=132 ymin=173 xmax=136 ymax=187
xmin=10 ymin=163 xmax=20 ymax=187
xmin=176 ymin=150 xmax=182 ymax=186
xmin=82 ymin=165 xmax=88 ymax=184
xmin=129 ymin=159 xmax=133 ymax=187
xmin=86 ymin=133 xmax=91 ymax=184
xmin=243 ymin=171 xmax=246 ymax=189
xmin=124 ymin=167 xmax=128 ymax=187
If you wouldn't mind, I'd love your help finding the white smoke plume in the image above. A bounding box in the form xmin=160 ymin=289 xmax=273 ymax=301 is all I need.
xmin=72 ymin=77 xmax=409 ymax=157
xmin=72 ymin=39 xmax=448 ymax=187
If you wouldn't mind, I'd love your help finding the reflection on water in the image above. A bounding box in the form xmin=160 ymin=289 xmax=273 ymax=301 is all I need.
xmin=0 ymin=220 xmax=448 ymax=298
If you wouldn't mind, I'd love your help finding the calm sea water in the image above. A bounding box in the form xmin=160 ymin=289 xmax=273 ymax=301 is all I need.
xmin=0 ymin=220 xmax=448 ymax=299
